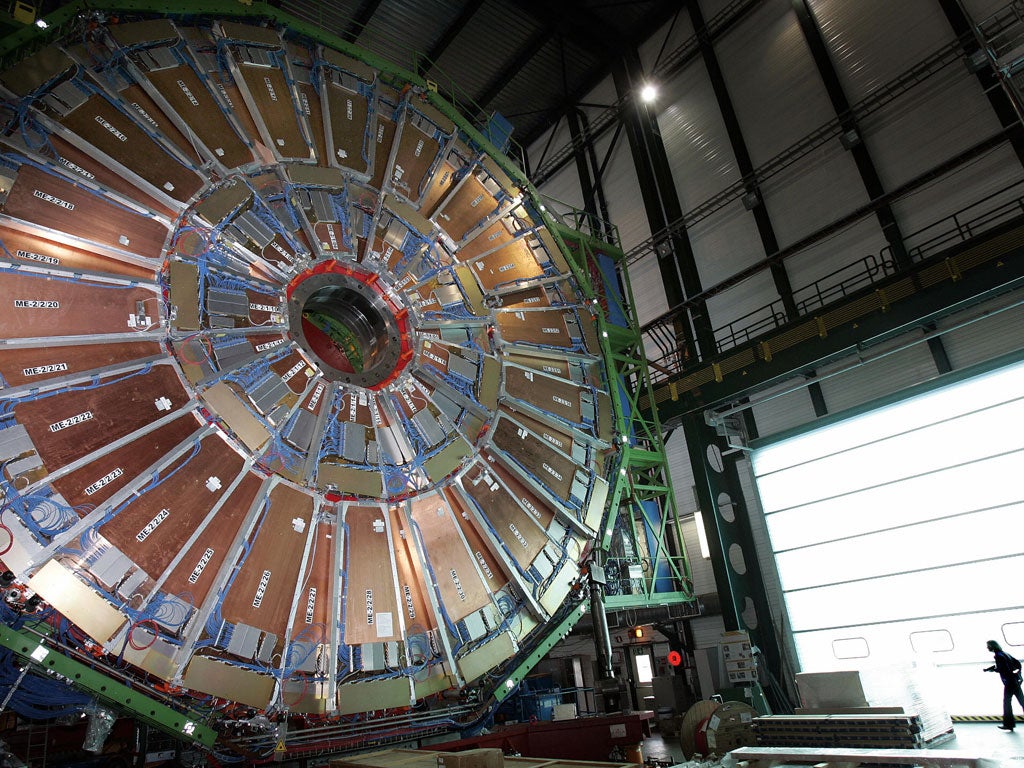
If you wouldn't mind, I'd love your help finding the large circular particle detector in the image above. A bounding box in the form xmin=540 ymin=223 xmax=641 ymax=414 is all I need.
xmin=0 ymin=14 xmax=617 ymax=726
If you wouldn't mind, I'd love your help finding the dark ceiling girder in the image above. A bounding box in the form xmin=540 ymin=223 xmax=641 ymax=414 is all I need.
xmin=791 ymin=0 xmax=911 ymax=272
xmin=936 ymin=0 xmax=1024 ymax=168
xmin=527 ymin=0 xmax=740 ymax=181
xmin=513 ymin=0 xmax=680 ymax=145
xmin=472 ymin=26 xmax=554 ymax=112
xmin=514 ymin=0 xmax=623 ymax=55
xmin=640 ymin=126 xmax=1015 ymax=324
xmin=417 ymin=0 xmax=486 ymax=76
xmin=343 ymin=0 xmax=385 ymax=44
xmin=689 ymin=1 xmax=797 ymax=321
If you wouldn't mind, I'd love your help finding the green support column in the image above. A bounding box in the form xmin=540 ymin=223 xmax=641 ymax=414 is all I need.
xmin=683 ymin=413 xmax=789 ymax=711
xmin=555 ymin=223 xmax=694 ymax=609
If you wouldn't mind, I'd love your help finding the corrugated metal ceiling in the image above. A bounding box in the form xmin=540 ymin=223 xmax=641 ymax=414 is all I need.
xmin=280 ymin=0 xmax=680 ymax=154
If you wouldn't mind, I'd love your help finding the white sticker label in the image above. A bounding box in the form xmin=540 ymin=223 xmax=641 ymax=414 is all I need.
xmin=508 ymin=523 xmax=529 ymax=550
xmin=188 ymin=548 xmax=215 ymax=584
xmin=542 ymin=463 xmax=563 ymax=482
xmin=177 ymin=79 xmax=200 ymax=106
xmin=403 ymin=584 xmax=416 ymax=619
xmin=94 ymin=115 xmax=128 ymax=142
xmin=33 ymin=190 xmax=74 ymax=210
xmin=255 ymin=339 xmax=285 ymax=352
xmin=281 ymin=361 xmax=305 ymax=383
xmin=85 ymin=467 xmax=123 ymax=496
xmin=136 ymin=508 xmax=169 ymax=542
xmin=15 ymin=300 xmax=59 ymax=309
xmin=16 ymin=249 xmax=59 ymax=265
xmin=450 ymin=569 xmax=466 ymax=601
xmin=253 ymin=569 xmax=272 ymax=608
xmin=306 ymin=382 xmax=325 ymax=412
xmin=22 ymin=362 xmax=67 ymax=376
xmin=376 ymin=611 xmax=393 ymax=638
xmin=305 ymin=587 xmax=317 ymax=624
xmin=49 ymin=411 xmax=92 ymax=432
xmin=57 ymin=156 xmax=94 ymax=179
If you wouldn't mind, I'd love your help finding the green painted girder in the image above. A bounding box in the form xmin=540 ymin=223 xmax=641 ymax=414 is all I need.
xmin=554 ymin=223 xmax=695 ymax=607
xmin=0 ymin=623 xmax=217 ymax=748
xmin=646 ymin=215 xmax=1024 ymax=424
xmin=493 ymin=602 xmax=587 ymax=702
xmin=604 ymin=593 xmax=694 ymax=609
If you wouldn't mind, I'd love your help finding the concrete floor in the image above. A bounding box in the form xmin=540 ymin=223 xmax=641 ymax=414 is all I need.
xmin=643 ymin=721 xmax=1024 ymax=764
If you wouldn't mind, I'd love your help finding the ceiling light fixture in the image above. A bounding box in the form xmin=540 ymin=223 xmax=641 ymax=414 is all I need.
xmin=640 ymin=83 xmax=657 ymax=103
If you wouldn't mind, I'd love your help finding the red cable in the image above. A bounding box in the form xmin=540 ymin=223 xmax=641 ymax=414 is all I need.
xmin=128 ymin=619 xmax=159 ymax=650
xmin=0 ymin=523 xmax=13 ymax=557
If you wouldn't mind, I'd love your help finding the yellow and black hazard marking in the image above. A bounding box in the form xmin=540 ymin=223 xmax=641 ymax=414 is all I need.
xmin=953 ymin=714 xmax=1024 ymax=722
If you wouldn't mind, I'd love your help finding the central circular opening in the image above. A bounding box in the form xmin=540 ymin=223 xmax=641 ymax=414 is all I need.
xmin=302 ymin=285 xmax=388 ymax=374
xmin=288 ymin=270 xmax=406 ymax=388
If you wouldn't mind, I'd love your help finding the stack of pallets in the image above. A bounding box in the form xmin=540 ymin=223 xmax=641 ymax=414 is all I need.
xmin=753 ymin=713 xmax=925 ymax=749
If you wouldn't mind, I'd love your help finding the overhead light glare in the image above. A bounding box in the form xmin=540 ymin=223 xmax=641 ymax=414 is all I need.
xmin=35 ymin=18 xmax=49 ymax=29
xmin=694 ymin=510 xmax=712 ymax=560
xmin=640 ymin=84 xmax=657 ymax=103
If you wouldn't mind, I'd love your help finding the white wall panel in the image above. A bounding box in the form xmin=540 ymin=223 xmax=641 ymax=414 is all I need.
xmin=430 ymin=0 xmax=539 ymax=105
xmin=700 ymin=0 xmax=747 ymax=22
xmin=627 ymin=253 xmax=669 ymax=326
xmin=894 ymin=143 xmax=1024 ymax=248
xmin=753 ymin=362 xmax=1024 ymax=713
xmin=786 ymin=218 xmax=889 ymax=314
xmin=707 ymin=269 xmax=779 ymax=351
xmin=528 ymin=113 xmax=574 ymax=183
xmin=593 ymin=123 xmax=652 ymax=254
xmin=750 ymin=379 xmax=820 ymax=438
xmin=656 ymin=48 xmax=740 ymax=212
xmin=712 ymin=0 xmax=835 ymax=166
xmin=639 ymin=7 xmax=695 ymax=73
xmin=680 ymin=517 xmax=718 ymax=597
xmin=761 ymin=144 xmax=871 ymax=248
xmin=816 ymin=336 xmax=938 ymax=414
xmin=665 ymin=432 xmax=695 ymax=508
xmin=939 ymin=297 xmax=1024 ymax=371
xmin=736 ymin=457 xmax=787 ymax=623
xmin=809 ymin=0 xmax=955 ymax=104
xmin=690 ymin=199 xmax=764 ymax=286
xmin=691 ymin=615 xmax=728 ymax=649
xmin=862 ymin=68 xmax=1003 ymax=192
xmin=536 ymin=163 xmax=584 ymax=217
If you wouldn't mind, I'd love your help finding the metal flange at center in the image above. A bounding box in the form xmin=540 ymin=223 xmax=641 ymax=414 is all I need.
xmin=286 ymin=260 xmax=413 ymax=389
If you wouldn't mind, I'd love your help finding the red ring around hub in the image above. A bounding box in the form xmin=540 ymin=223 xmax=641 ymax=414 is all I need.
xmin=286 ymin=260 xmax=413 ymax=390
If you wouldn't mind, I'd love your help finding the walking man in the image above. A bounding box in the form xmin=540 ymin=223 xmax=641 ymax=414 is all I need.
xmin=985 ymin=640 xmax=1024 ymax=731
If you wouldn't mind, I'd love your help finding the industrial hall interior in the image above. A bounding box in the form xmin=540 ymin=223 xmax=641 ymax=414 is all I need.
xmin=0 ymin=0 xmax=1020 ymax=765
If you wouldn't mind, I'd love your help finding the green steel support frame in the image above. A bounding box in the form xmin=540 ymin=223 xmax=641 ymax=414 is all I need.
xmin=0 ymin=622 xmax=217 ymax=747
xmin=554 ymin=224 xmax=694 ymax=610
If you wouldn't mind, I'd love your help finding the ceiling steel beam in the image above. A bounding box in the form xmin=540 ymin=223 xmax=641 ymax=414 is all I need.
xmin=471 ymin=27 xmax=554 ymax=112
xmin=937 ymin=0 xmax=1024 ymax=168
xmin=417 ymin=0 xmax=486 ymax=76
xmin=527 ymin=0 xmax=749 ymax=182
xmin=342 ymin=0 xmax=385 ymax=44
xmin=514 ymin=0 xmax=623 ymax=55
xmin=690 ymin=1 xmax=797 ymax=322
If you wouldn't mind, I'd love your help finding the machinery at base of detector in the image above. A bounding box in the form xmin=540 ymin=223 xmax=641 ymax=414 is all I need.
xmin=0 ymin=7 xmax=626 ymax=751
